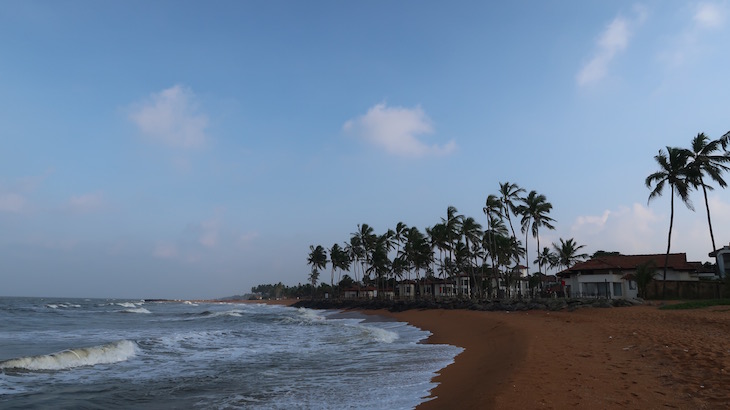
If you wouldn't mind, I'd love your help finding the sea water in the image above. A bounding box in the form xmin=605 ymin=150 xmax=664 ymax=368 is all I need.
xmin=0 ymin=298 xmax=462 ymax=409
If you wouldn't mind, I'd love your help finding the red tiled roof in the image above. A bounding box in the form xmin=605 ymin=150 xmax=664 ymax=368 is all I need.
xmin=560 ymin=253 xmax=700 ymax=276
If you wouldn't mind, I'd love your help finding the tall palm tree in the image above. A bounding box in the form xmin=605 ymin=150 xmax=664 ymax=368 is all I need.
xmin=441 ymin=206 xmax=463 ymax=278
xmin=307 ymin=245 xmax=327 ymax=273
xmin=517 ymin=190 xmax=556 ymax=277
xmin=329 ymin=243 xmax=350 ymax=297
xmin=307 ymin=245 xmax=327 ymax=298
xmin=353 ymin=224 xmax=376 ymax=282
xmin=328 ymin=243 xmax=342 ymax=290
xmin=646 ymin=146 xmax=695 ymax=298
xmin=427 ymin=223 xmax=449 ymax=279
xmin=460 ymin=216 xmax=483 ymax=298
xmin=682 ymin=132 xmax=730 ymax=252
xmin=498 ymin=182 xmax=525 ymax=242
xmin=482 ymin=215 xmax=508 ymax=297
xmin=347 ymin=235 xmax=363 ymax=284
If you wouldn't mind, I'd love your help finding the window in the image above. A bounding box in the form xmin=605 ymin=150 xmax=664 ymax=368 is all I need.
xmin=628 ymin=280 xmax=636 ymax=290
xmin=613 ymin=282 xmax=623 ymax=297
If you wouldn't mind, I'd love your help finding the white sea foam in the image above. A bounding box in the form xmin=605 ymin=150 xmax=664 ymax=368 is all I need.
xmin=0 ymin=340 xmax=138 ymax=371
xmin=44 ymin=303 xmax=81 ymax=309
xmin=361 ymin=325 xmax=399 ymax=344
xmin=183 ymin=301 xmax=198 ymax=306
xmin=121 ymin=307 xmax=151 ymax=314
xmin=117 ymin=302 xmax=137 ymax=308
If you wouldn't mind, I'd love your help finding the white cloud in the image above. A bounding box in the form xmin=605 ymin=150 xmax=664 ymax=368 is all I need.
xmin=570 ymin=198 xmax=730 ymax=263
xmin=153 ymin=243 xmax=178 ymax=259
xmin=68 ymin=192 xmax=103 ymax=213
xmin=571 ymin=203 xmax=661 ymax=254
xmin=343 ymin=102 xmax=456 ymax=157
xmin=694 ymin=3 xmax=726 ymax=28
xmin=660 ymin=2 xmax=728 ymax=65
xmin=129 ymin=85 xmax=209 ymax=149
xmin=237 ymin=232 xmax=259 ymax=249
xmin=199 ymin=216 xmax=220 ymax=248
xmin=0 ymin=193 xmax=27 ymax=212
xmin=577 ymin=7 xmax=647 ymax=86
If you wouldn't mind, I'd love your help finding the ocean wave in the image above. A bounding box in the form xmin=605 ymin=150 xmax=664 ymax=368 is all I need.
xmin=116 ymin=302 xmax=138 ymax=308
xmin=120 ymin=307 xmax=151 ymax=314
xmin=0 ymin=340 xmax=138 ymax=371
xmin=361 ymin=326 xmax=399 ymax=344
xmin=45 ymin=303 xmax=81 ymax=309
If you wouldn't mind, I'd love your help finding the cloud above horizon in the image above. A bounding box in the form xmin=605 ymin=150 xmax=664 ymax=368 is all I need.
xmin=343 ymin=102 xmax=456 ymax=157
xmin=694 ymin=2 xmax=726 ymax=28
xmin=577 ymin=6 xmax=647 ymax=86
xmin=67 ymin=192 xmax=104 ymax=213
xmin=129 ymin=85 xmax=209 ymax=149
xmin=660 ymin=2 xmax=728 ymax=66
xmin=570 ymin=198 xmax=730 ymax=262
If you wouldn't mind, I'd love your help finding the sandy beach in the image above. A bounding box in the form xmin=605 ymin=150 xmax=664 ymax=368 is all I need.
xmin=372 ymin=305 xmax=730 ymax=410
xmin=250 ymin=300 xmax=730 ymax=409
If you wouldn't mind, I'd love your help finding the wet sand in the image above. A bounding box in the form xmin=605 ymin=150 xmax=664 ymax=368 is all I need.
xmin=363 ymin=305 xmax=730 ymax=409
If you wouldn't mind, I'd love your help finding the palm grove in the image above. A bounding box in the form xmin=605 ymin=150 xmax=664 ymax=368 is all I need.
xmin=306 ymin=182 xmax=588 ymax=299
xmin=300 ymin=130 xmax=730 ymax=300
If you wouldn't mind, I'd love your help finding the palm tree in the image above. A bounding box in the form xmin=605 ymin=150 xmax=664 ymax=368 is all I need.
xmin=646 ymin=146 xmax=695 ymax=298
xmin=534 ymin=247 xmax=558 ymax=275
xmin=328 ymin=243 xmax=342 ymax=290
xmin=307 ymin=245 xmax=327 ymax=298
xmin=683 ymin=132 xmax=730 ymax=252
xmin=552 ymin=238 xmax=588 ymax=272
xmin=353 ymin=224 xmax=376 ymax=282
xmin=498 ymin=182 xmax=525 ymax=241
xmin=634 ymin=260 xmax=656 ymax=299
xmin=460 ymin=216 xmax=483 ymax=298
xmin=517 ymin=190 xmax=556 ymax=278
xmin=329 ymin=243 xmax=350 ymax=297
xmin=346 ymin=235 xmax=363 ymax=285
xmin=482 ymin=215 xmax=508 ymax=297
xmin=427 ymin=223 xmax=449 ymax=279
xmin=441 ymin=206 xmax=463 ymax=278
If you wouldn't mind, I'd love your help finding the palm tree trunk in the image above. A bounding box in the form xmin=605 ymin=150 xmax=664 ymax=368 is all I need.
xmin=664 ymin=190 xmax=675 ymax=299
xmin=701 ymin=177 xmax=717 ymax=252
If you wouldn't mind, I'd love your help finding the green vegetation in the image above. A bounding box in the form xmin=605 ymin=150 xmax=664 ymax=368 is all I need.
xmin=659 ymin=299 xmax=730 ymax=310
xmin=646 ymin=131 xmax=730 ymax=298
xmin=302 ymin=182 xmax=591 ymax=300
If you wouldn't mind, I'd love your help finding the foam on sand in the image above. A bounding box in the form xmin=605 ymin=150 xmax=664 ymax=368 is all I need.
xmin=0 ymin=340 xmax=138 ymax=371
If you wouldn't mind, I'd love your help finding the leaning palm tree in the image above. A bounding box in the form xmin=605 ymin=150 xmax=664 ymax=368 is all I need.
xmin=517 ymin=190 xmax=556 ymax=277
xmin=682 ymin=132 xmax=730 ymax=252
xmin=646 ymin=146 xmax=695 ymax=298
xmin=498 ymin=182 xmax=525 ymax=242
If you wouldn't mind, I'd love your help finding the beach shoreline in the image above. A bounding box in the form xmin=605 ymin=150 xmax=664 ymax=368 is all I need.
xmin=228 ymin=299 xmax=730 ymax=409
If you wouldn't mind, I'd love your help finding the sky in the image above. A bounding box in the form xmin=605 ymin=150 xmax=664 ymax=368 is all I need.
xmin=2 ymin=1 xmax=730 ymax=299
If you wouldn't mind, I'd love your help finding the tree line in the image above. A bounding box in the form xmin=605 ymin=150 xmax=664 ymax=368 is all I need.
xmin=306 ymin=182 xmax=589 ymax=299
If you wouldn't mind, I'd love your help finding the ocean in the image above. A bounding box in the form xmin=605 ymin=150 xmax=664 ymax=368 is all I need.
xmin=0 ymin=297 xmax=462 ymax=409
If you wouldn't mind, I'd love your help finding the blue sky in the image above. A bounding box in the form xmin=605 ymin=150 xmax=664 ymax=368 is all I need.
xmin=2 ymin=1 xmax=730 ymax=299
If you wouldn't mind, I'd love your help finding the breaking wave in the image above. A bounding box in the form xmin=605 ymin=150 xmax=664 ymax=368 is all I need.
xmin=0 ymin=340 xmax=138 ymax=371
xmin=121 ymin=307 xmax=151 ymax=314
